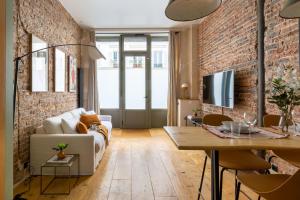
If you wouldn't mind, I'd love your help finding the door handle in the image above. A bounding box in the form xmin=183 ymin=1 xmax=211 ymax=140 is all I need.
xmin=144 ymin=96 xmax=148 ymax=98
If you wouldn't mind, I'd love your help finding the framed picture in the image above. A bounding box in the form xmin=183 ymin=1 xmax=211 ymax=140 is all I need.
xmin=69 ymin=56 xmax=77 ymax=92
xmin=54 ymin=48 xmax=66 ymax=92
xmin=31 ymin=35 xmax=48 ymax=92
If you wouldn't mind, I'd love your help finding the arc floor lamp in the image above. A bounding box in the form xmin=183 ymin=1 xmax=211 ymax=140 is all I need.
xmin=13 ymin=43 xmax=104 ymax=123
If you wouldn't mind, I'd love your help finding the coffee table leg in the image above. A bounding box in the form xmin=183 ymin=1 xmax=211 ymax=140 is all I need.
xmin=211 ymin=150 xmax=220 ymax=200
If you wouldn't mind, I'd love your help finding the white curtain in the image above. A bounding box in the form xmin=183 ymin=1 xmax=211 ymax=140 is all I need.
xmin=80 ymin=30 xmax=100 ymax=114
xmin=167 ymin=31 xmax=181 ymax=126
xmin=87 ymin=59 xmax=100 ymax=114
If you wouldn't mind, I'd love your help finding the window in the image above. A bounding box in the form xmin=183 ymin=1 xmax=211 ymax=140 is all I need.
xmin=153 ymin=51 xmax=163 ymax=68
xmin=124 ymin=36 xmax=147 ymax=51
xmin=96 ymin=39 xmax=120 ymax=109
xmin=151 ymin=38 xmax=169 ymax=109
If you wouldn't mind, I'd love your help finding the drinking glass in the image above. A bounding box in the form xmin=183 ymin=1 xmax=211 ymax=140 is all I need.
xmin=244 ymin=112 xmax=257 ymax=135
xmin=231 ymin=122 xmax=241 ymax=137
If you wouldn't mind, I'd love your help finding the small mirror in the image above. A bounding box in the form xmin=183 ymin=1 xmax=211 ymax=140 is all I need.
xmin=31 ymin=35 xmax=48 ymax=92
xmin=55 ymin=48 xmax=66 ymax=92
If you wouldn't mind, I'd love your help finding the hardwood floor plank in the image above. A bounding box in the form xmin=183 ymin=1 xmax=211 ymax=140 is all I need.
xmin=146 ymin=149 xmax=177 ymax=198
xmin=112 ymin=141 xmax=131 ymax=180
xmin=108 ymin=179 xmax=131 ymax=200
xmin=131 ymin=143 xmax=154 ymax=200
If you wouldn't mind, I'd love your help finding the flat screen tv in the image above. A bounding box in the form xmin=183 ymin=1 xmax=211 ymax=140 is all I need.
xmin=203 ymin=70 xmax=234 ymax=108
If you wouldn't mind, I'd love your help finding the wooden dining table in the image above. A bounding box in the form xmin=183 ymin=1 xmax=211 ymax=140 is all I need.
xmin=163 ymin=126 xmax=300 ymax=200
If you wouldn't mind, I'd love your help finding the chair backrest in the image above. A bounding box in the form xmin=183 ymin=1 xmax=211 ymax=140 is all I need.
xmin=202 ymin=114 xmax=233 ymax=126
xmin=263 ymin=114 xmax=280 ymax=127
xmin=262 ymin=170 xmax=300 ymax=200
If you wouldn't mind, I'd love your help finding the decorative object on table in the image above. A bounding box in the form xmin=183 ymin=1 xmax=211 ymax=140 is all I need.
xmin=243 ymin=112 xmax=257 ymax=135
xmin=165 ymin=0 xmax=222 ymax=21
xmin=192 ymin=108 xmax=201 ymax=117
xmin=31 ymin=35 xmax=48 ymax=92
xmin=46 ymin=154 xmax=74 ymax=164
xmin=69 ymin=56 xmax=77 ymax=92
xmin=267 ymin=65 xmax=300 ymax=133
xmin=181 ymin=83 xmax=189 ymax=99
xmin=280 ymin=0 xmax=300 ymax=18
xmin=54 ymin=48 xmax=66 ymax=92
xmin=52 ymin=143 xmax=69 ymax=160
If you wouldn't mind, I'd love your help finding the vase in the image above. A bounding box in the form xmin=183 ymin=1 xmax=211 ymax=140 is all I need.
xmin=279 ymin=111 xmax=293 ymax=133
xmin=57 ymin=150 xmax=65 ymax=160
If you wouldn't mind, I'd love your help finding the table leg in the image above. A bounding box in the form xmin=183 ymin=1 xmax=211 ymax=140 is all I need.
xmin=211 ymin=150 xmax=220 ymax=200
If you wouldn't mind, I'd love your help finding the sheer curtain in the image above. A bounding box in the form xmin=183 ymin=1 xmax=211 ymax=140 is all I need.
xmin=167 ymin=31 xmax=181 ymax=126
xmin=80 ymin=30 xmax=100 ymax=114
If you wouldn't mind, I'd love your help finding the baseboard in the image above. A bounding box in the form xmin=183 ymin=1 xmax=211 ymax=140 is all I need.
xmin=13 ymin=173 xmax=30 ymax=189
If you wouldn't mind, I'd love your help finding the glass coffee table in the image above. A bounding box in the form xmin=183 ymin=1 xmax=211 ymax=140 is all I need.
xmin=40 ymin=154 xmax=80 ymax=195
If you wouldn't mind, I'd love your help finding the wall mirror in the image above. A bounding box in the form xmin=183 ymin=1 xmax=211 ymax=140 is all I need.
xmin=31 ymin=35 xmax=49 ymax=92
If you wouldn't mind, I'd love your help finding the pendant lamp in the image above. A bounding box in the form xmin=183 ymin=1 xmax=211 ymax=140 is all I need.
xmin=280 ymin=0 xmax=300 ymax=19
xmin=165 ymin=0 xmax=222 ymax=21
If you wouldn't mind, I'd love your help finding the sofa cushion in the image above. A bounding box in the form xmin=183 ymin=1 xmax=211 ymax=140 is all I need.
xmin=43 ymin=116 xmax=64 ymax=134
xmin=83 ymin=110 xmax=96 ymax=115
xmin=70 ymin=108 xmax=86 ymax=120
xmin=80 ymin=114 xmax=101 ymax=128
xmin=76 ymin=122 xmax=88 ymax=134
xmin=61 ymin=118 xmax=78 ymax=134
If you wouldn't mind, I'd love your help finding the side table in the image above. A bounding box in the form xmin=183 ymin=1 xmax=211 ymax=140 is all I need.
xmin=40 ymin=154 xmax=80 ymax=195
xmin=185 ymin=115 xmax=202 ymax=126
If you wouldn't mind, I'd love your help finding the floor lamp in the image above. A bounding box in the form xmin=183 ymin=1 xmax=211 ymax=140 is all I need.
xmin=13 ymin=43 xmax=104 ymax=124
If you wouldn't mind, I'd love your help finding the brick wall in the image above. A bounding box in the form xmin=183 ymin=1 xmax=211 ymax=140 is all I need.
xmin=198 ymin=0 xmax=299 ymax=174
xmin=13 ymin=0 xmax=84 ymax=184
xmin=264 ymin=0 xmax=299 ymax=174
xmin=198 ymin=0 xmax=258 ymax=120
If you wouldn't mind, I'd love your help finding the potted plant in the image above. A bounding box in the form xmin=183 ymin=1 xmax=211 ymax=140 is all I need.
xmin=267 ymin=65 xmax=300 ymax=133
xmin=192 ymin=108 xmax=201 ymax=117
xmin=52 ymin=143 xmax=68 ymax=160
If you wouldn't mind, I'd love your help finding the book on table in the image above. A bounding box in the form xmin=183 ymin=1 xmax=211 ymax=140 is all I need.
xmin=46 ymin=154 xmax=74 ymax=165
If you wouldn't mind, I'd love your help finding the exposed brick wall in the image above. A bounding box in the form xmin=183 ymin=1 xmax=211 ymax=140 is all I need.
xmin=264 ymin=0 xmax=299 ymax=174
xmin=198 ymin=0 xmax=258 ymax=121
xmin=13 ymin=0 xmax=84 ymax=184
xmin=198 ymin=0 xmax=300 ymax=174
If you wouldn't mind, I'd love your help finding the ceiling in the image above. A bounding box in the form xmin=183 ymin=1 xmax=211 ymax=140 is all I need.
xmin=58 ymin=0 xmax=182 ymax=29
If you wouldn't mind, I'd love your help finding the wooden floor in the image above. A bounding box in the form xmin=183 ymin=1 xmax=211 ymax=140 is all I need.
xmin=14 ymin=129 xmax=259 ymax=200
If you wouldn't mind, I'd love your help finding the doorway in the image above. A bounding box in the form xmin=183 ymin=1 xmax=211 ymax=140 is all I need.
xmin=96 ymin=34 xmax=169 ymax=128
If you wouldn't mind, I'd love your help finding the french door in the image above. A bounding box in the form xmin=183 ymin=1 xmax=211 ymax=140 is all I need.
xmin=121 ymin=53 xmax=150 ymax=128
xmin=96 ymin=34 xmax=168 ymax=129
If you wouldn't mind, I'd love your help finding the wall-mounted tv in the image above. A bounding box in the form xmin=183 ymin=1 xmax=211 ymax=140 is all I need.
xmin=203 ymin=70 xmax=234 ymax=108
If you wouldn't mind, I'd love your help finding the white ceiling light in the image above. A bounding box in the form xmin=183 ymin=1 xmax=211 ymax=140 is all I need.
xmin=165 ymin=0 xmax=222 ymax=21
xmin=280 ymin=0 xmax=300 ymax=18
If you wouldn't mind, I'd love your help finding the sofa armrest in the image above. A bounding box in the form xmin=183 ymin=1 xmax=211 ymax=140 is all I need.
xmin=100 ymin=115 xmax=112 ymax=122
xmin=30 ymin=134 xmax=95 ymax=175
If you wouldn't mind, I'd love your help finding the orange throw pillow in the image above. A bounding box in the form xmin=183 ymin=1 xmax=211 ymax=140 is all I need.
xmin=80 ymin=114 xmax=101 ymax=128
xmin=76 ymin=122 xmax=88 ymax=134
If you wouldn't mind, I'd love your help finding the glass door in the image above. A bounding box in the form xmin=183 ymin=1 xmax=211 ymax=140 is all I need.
xmin=122 ymin=53 xmax=149 ymax=128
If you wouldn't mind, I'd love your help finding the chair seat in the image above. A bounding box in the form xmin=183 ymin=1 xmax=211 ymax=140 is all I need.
xmin=205 ymin=150 xmax=271 ymax=170
xmin=237 ymin=173 xmax=290 ymax=193
xmin=273 ymin=150 xmax=300 ymax=168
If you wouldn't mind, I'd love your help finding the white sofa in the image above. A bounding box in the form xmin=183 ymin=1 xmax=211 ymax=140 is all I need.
xmin=30 ymin=108 xmax=112 ymax=176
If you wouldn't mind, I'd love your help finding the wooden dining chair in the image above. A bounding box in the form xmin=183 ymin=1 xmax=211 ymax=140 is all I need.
xmin=263 ymin=114 xmax=300 ymax=168
xmin=263 ymin=114 xmax=281 ymax=128
xmin=236 ymin=170 xmax=300 ymax=200
xmin=198 ymin=114 xmax=271 ymax=200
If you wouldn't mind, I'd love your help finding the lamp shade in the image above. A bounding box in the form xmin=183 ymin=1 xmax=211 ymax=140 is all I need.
xmin=181 ymin=83 xmax=189 ymax=88
xmin=280 ymin=0 xmax=300 ymax=19
xmin=165 ymin=0 xmax=222 ymax=21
